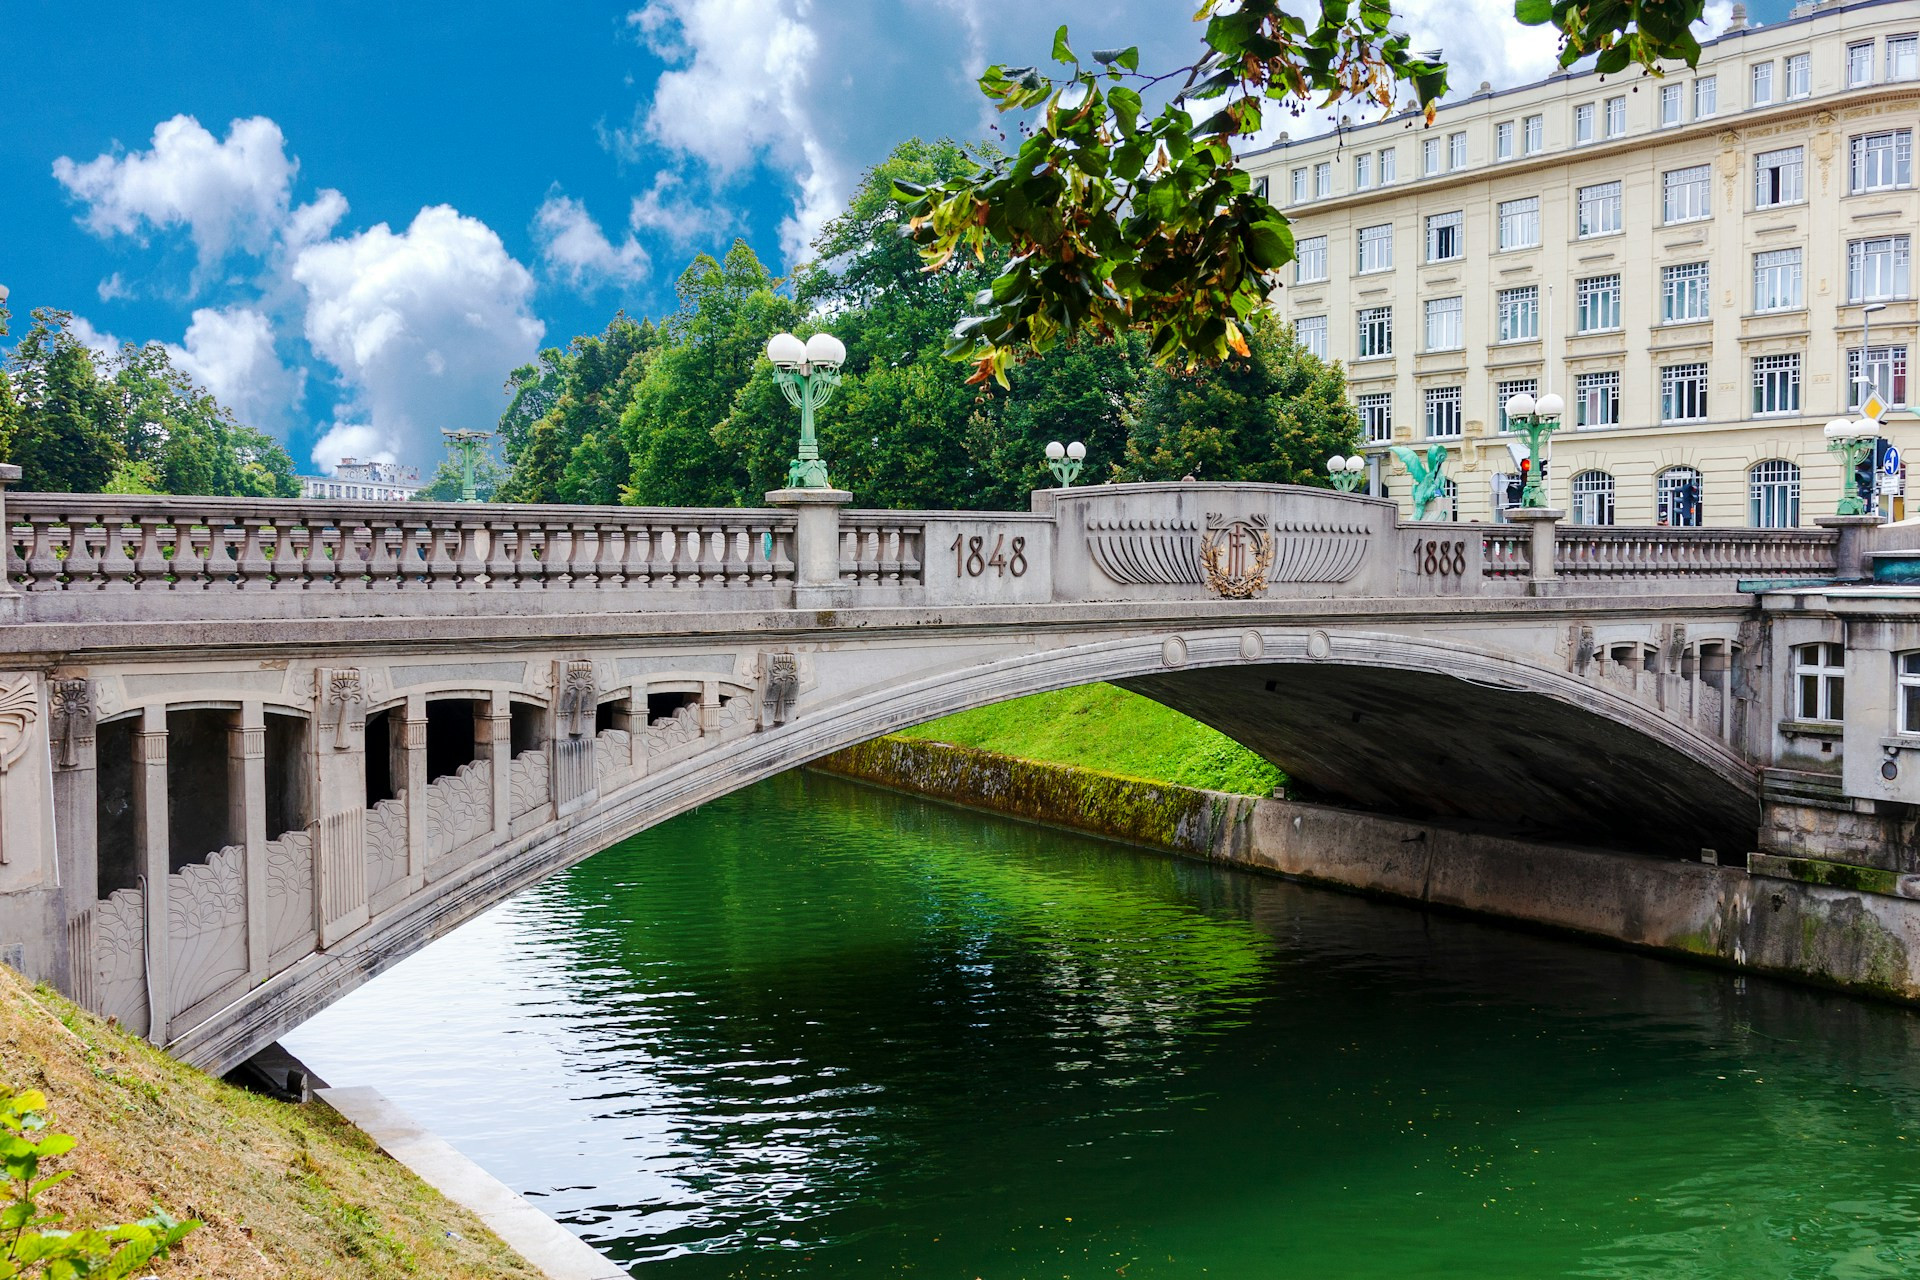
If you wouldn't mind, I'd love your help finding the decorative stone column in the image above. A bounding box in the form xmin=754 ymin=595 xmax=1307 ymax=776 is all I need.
xmin=0 ymin=464 xmax=21 ymax=623
xmin=479 ymin=690 xmax=510 ymax=842
xmin=1507 ymin=508 xmax=1563 ymax=594
xmin=134 ymin=705 xmax=170 ymax=1042
xmin=232 ymin=702 xmax=268 ymax=977
xmin=1815 ymin=513 xmax=1882 ymax=584
xmin=403 ymin=694 xmax=428 ymax=879
xmin=767 ymin=487 xmax=851 ymax=609
xmin=312 ymin=669 xmax=368 ymax=947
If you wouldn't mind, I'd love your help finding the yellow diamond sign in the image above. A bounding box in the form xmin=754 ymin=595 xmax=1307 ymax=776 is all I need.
xmin=1863 ymin=390 xmax=1889 ymax=423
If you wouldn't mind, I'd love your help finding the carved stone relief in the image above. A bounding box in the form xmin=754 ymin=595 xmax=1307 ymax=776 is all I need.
xmin=424 ymin=760 xmax=492 ymax=861
xmin=49 ymin=679 xmax=93 ymax=770
xmin=761 ymin=654 xmax=799 ymax=727
xmin=321 ymin=667 xmax=364 ymax=751
xmin=0 ymin=675 xmax=38 ymax=774
xmin=264 ymin=828 xmax=316 ymax=963
xmin=364 ymin=797 xmax=408 ymax=904
xmin=167 ymin=844 xmax=248 ymax=1016
xmin=594 ymin=729 xmax=633 ymax=789
xmin=93 ymin=886 xmax=148 ymax=1035
xmin=510 ymin=749 xmax=550 ymax=818
xmin=557 ymin=660 xmax=595 ymax=738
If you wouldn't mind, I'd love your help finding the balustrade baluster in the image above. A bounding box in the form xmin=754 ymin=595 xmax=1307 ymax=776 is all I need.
xmin=101 ymin=517 xmax=141 ymax=592
xmin=592 ymin=522 xmax=623 ymax=590
xmin=541 ymin=522 xmax=573 ymax=588
xmin=624 ymin=525 xmax=652 ymax=588
xmin=60 ymin=514 xmax=99 ymax=592
xmin=484 ymin=520 xmax=518 ymax=588
xmin=235 ymin=518 xmax=273 ymax=589
xmin=26 ymin=515 xmax=63 ymax=591
xmin=132 ymin=515 xmax=174 ymax=590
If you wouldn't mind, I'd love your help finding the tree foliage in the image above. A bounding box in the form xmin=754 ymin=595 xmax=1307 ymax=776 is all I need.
xmin=0 ymin=310 xmax=298 ymax=498
xmin=897 ymin=0 xmax=1706 ymax=383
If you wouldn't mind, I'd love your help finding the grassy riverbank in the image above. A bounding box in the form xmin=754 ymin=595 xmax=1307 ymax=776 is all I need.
xmin=894 ymin=683 xmax=1282 ymax=795
xmin=0 ymin=965 xmax=540 ymax=1280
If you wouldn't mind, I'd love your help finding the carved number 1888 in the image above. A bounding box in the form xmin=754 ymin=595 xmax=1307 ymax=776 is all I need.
xmin=1414 ymin=538 xmax=1466 ymax=576
xmin=950 ymin=533 xmax=1028 ymax=578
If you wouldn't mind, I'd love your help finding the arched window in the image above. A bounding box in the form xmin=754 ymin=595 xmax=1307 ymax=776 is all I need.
xmin=1657 ymin=466 xmax=1703 ymax=526
xmin=1571 ymin=470 xmax=1616 ymax=525
xmin=1749 ymin=459 xmax=1801 ymax=528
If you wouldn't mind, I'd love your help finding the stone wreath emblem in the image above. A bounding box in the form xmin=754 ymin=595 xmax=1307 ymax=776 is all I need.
xmin=1199 ymin=513 xmax=1276 ymax=599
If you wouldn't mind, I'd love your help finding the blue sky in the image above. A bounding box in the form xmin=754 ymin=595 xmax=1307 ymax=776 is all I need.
xmin=1 ymin=0 xmax=1787 ymax=475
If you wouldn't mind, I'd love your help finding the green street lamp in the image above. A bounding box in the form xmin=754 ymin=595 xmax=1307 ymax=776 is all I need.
xmin=441 ymin=428 xmax=493 ymax=503
xmin=1326 ymin=453 xmax=1367 ymax=492
xmin=1045 ymin=440 xmax=1086 ymax=486
xmin=767 ymin=331 xmax=846 ymax=490
xmin=1825 ymin=416 xmax=1880 ymax=516
xmin=1503 ymin=390 xmax=1565 ymax=508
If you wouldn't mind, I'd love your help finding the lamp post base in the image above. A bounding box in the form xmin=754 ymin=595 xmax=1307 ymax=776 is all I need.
xmin=767 ymin=487 xmax=853 ymax=605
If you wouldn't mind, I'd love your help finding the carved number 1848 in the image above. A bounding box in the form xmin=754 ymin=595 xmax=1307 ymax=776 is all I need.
xmin=1414 ymin=538 xmax=1466 ymax=576
xmin=950 ymin=533 xmax=1028 ymax=578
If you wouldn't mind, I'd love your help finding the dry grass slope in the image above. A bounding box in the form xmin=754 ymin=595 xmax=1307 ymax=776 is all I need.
xmin=0 ymin=964 xmax=544 ymax=1280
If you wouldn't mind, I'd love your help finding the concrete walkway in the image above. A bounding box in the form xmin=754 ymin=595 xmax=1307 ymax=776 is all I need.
xmin=318 ymin=1086 xmax=626 ymax=1280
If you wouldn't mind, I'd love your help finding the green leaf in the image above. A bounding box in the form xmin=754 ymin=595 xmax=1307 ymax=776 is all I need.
xmin=1052 ymin=25 xmax=1075 ymax=63
xmin=1513 ymin=0 xmax=1553 ymax=24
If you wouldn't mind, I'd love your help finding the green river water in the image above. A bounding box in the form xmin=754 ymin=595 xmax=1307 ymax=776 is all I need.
xmin=284 ymin=771 xmax=1920 ymax=1278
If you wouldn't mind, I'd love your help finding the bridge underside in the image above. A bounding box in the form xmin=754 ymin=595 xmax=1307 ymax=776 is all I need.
xmin=1124 ymin=663 xmax=1759 ymax=859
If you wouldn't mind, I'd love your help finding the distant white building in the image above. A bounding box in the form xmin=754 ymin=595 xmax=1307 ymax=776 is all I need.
xmin=298 ymin=458 xmax=423 ymax=502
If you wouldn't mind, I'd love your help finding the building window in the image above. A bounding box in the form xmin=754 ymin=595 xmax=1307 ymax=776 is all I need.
xmin=1752 ymin=352 xmax=1802 ymax=416
xmin=1754 ymin=147 xmax=1804 ymax=207
xmin=1495 ymin=378 xmax=1537 ymax=432
xmin=1255 ymin=174 xmax=1271 ymax=202
xmin=1497 ymin=196 xmax=1541 ymax=250
xmin=1578 ymin=180 xmax=1622 ymax=237
xmin=1849 ymin=346 xmax=1910 ymax=409
xmin=1425 ymin=386 xmax=1462 ymax=439
xmin=1314 ymin=162 xmax=1332 ymax=197
xmin=1358 ymin=223 xmax=1393 ymax=273
xmin=1574 ymin=371 xmax=1621 ymax=428
xmin=1786 ymin=53 xmax=1810 ymax=98
xmin=1449 ymin=132 xmax=1467 ymax=170
xmin=1658 ymin=466 xmax=1703 ymax=526
xmin=1750 ymin=62 xmax=1773 ymax=107
xmin=1900 ymin=653 xmax=1920 ymax=734
xmin=1291 ymin=168 xmax=1308 ymax=203
xmin=1662 ymin=262 xmax=1710 ymax=323
xmin=1296 ymin=315 xmax=1329 ymax=360
xmin=1425 ymin=211 xmax=1463 ymax=262
xmin=1851 ymin=131 xmax=1913 ymax=192
xmin=1355 ymin=153 xmax=1373 ymax=189
xmin=1495 ymin=121 xmax=1514 ymax=160
xmin=1849 ymin=235 xmax=1912 ymax=302
xmin=1849 ymin=41 xmax=1875 ymax=87
xmin=1358 ymin=393 xmax=1393 ymax=444
xmin=1605 ymin=96 xmax=1626 ymax=137
xmin=1571 ymin=471 xmax=1616 ymax=525
xmin=1695 ymin=75 xmax=1718 ymax=118
xmin=1663 ymin=164 xmax=1711 ymax=222
xmin=1296 ymin=235 xmax=1328 ymax=284
xmin=1662 ymin=363 xmax=1708 ymax=422
xmin=1523 ymin=115 xmax=1544 ymax=154
xmin=1574 ymin=103 xmax=1595 ymax=143
xmin=1424 ymin=137 xmax=1442 ymax=175
xmin=1379 ymin=148 xmax=1397 ymax=183
xmin=1793 ymin=643 xmax=1845 ymax=720
xmin=1890 ymin=34 xmax=1918 ymax=81
xmin=1660 ymin=83 xmax=1682 ymax=126
xmin=1577 ymin=274 xmax=1621 ymax=332
xmin=1357 ymin=307 xmax=1393 ymax=358
xmin=1750 ymin=460 xmax=1801 ymax=528
xmin=1425 ymin=296 xmax=1464 ymax=352
xmin=1754 ymin=248 xmax=1804 ymax=312
xmin=1497 ymin=286 xmax=1539 ymax=342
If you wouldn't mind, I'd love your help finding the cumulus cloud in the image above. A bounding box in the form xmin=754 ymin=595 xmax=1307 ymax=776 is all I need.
xmin=164 ymin=307 xmax=305 ymax=433
xmin=309 ymin=423 xmax=398 ymax=471
xmin=64 ymin=317 xmax=123 ymax=364
xmin=532 ymin=192 xmax=651 ymax=291
xmin=53 ymin=115 xmax=297 ymax=279
xmin=291 ymin=204 xmax=544 ymax=468
xmin=628 ymin=172 xmax=730 ymax=247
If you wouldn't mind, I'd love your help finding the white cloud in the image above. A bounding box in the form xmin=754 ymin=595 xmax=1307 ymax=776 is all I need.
xmin=309 ymin=422 xmax=398 ymax=471
xmin=627 ymin=172 xmax=729 ymax=247
xmin=164 ymin=307 xmax=305 ymax=433
xmin=53 ymin=115 xmax=296 ymax=279
xmin=291 ymin=204 xmax=544 ymax=467
xmin=96 ymin=273 xmax=132 ymax=302
xmin=65 ymin=317 xmax=123 ymax=364
xmin=532 ymin=192 xmax=651 ymax=290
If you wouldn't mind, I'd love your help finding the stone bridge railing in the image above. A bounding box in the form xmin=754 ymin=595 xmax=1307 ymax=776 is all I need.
xmin=0 ymin=483 xmax=1851 ymax=624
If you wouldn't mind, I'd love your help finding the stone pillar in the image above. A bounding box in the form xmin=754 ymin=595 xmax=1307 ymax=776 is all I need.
xmin=50 ymin=678 xmax=97 ymax=908
xmin=480 ymin=690 xmax=510 ymax=841
xmin=1507 ymin=508 xmax=1563 ymax=593
xmin=232 ymin=702 xmax=268 ymax=977
xmin=767 ymin=487 xmax=852 ymax=609
xmin=551 ymin=660 xmax=596 ymax=818
xmin=134 ymin=704 xmax=169 ymax=1042
xmin=312 ymin=669 xmax=368 ymax=947
xmin=403 ymin=694 xmax=428 ymax=878
xmin=1815 ymin=513 xmax=1882 ymax=583
xmin=0 ymin=463 xmax=21 ymax=623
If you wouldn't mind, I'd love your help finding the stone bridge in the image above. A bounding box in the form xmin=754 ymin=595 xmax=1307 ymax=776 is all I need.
xmin=0 ymin=479 xmax=1892 ymax=1073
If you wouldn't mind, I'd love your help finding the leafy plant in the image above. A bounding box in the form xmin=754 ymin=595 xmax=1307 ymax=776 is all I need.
xmin=897 ymin=0 xmax=1705 ymax=383
xmin=1 ymin=1085 xmax=199 ymax=1278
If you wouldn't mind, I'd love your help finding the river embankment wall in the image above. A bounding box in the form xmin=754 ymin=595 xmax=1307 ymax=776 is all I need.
xmin=816 ymin=736 xmax=1920 ymax=1003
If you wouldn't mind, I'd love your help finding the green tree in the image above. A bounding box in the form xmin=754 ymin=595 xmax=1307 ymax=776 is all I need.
xmin=414 ymin=452 xmax=506 ymax=502
xmin=1 ymin=311 xmax=124 ymax=494
xmin=498 ymin=315 xmax=656 ymax=504
xmin=1121 ymin=311 xmax=1360 ymax=484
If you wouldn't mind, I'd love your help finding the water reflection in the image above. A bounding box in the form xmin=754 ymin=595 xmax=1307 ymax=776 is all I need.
xmin=287 ymin=771 xmax=1920 ymax=1278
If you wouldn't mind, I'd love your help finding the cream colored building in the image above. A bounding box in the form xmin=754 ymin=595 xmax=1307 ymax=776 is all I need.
xmin=1246 ymin=0 xmax=1919 ymax=526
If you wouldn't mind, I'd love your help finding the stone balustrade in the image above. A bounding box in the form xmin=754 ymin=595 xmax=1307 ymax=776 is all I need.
xmin=1553 ymin=526 xmax=1838 ymax=579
